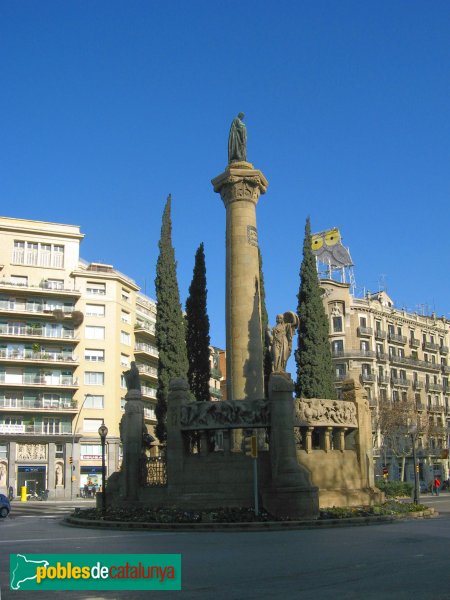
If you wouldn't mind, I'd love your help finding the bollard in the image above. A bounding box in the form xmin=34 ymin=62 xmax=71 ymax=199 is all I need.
xmin=21 ymin=486 xmax=27 ymax=502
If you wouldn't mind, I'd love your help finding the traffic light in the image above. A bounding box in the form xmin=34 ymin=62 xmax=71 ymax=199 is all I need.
xmin=244 ymin=435 xmax=258 ymax=458
xmin=69 ymin=456 xmax=73 ymax=464
xmin=382 ymin=467 xmax=389 ymax=479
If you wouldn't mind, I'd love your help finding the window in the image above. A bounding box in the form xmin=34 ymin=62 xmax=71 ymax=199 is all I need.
xmin=392 ymin=390 xmax=399 ymax=402
xmin=331 ymin=340 xmax=344 ymax=354
xmin=360 ymin=340 xmax=369 ymax=352
xmin=80 ymin=444 xmax=102 ymax=459
xmin=121 ymin=311 xmax=130 ymax=324
xmin=12 ymin=241 xmax=64 ymax=268
xmin=362 ymin=364 xmax=371 ymax=376
xmin=10 ymin=275 xmax=28 ymax=286
xmin=86 ymin=304 xmax=105 ymax=317
xmin=85 ymin=349 xmax=105 ymax=362
xmin=44 ymin=279 xmax=64 ymax=290
xmin=120 ymin=375 xmax=126 ymax=388
xmin=121 ymin=289 xmax=130 ymax=302
xmin=85 ymin=326 xmax=105 ymax=340
xmin=388 ymin=324 xmax=395 ymax=336
xmin=120 ymin=331 xmax=130 ymax=345
xmin=389 ymin=346 xmax=396 ymax=358
xmin=84 ymin=371 xmax=104 ymax=385
xmin=360 ymin=316 xmax=367 ymax=328
xmin=83 ymin=418 xmax=104 ymax=433
xmin=0 ymin=444 xmax=7 ymax=459
xmin=332 ymin=316 xmax=342 ymax=332
xmin=120 ymin=354 xmax=129 ymax=367
xmin=55 ymin=444 xmax=64 ymax=458
xmin=86 ymin=282 xmax=106 ymax=295
xmin=84 ymin=395 xmax=104 ymax=409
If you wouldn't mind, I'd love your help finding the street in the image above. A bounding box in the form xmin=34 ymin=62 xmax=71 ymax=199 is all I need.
xmin=1 ymin=496 xmax=450 ymax=599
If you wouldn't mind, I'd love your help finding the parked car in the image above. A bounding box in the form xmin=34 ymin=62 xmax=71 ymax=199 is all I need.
xmin=0 ymin=493 xmax=11 ymax=518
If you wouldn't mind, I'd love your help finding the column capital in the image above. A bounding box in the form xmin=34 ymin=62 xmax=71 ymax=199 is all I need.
xmin=212 ymin=162 xmax=268 ymax=208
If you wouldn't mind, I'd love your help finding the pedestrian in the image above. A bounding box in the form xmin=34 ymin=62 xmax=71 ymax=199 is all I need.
xmin=8 ymin=485 xmax=14 ymax=501
xmin=433 ymin=477 xmax=441 ymax=496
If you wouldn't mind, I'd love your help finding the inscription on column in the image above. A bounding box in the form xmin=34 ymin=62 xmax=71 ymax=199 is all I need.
xmin=247 ymin=225 xmax=258 ymax=247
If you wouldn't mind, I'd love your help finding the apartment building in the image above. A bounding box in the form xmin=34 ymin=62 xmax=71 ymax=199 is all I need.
xmin=321 ymin=279 xmax=450 ymax=484
xmin=0 ymin=217 xmax=158 ymax=498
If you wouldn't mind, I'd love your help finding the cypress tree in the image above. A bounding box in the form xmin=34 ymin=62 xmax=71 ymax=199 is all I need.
xmin=258 ymin=248 xmax=272 ymax=397
xmin=154 ymin=195 xmax=189 ymax=443
xmin=185 ymin=243 xmax=211 ymax=402
xmin=296 ymin=218 xmax=336 ymax=399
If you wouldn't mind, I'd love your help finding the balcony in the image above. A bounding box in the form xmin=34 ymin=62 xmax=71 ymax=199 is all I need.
xmin=210 ymin=387 xmax=223 ymax=399
xmin=378 ymin=375 xmax=390 ymax=385
xmin=416 ymin=402 xmax=425 ymax=411
xmin=426 ymin=382 xmax=443 ymax=393
xmin=440 ymin=345 xmax=449 ymax=355
xmin=134 ymin=343 xmax=158 ymax=358
xmin=389 ymin=354 xmax=409 ymax=366
xmin=388 ymin=333 xmax=407 ymax=345
xmin=142 ymin=386 xmax=157 ymax=399
xmin=357 ymin=326 xmax=373 ymax=337
xmin=428 ymin=403 xmax=443 ymax=413
xmin=0 ymin=279 xmax=80 ymax=297
xmin=136 ymin=363 xmax=158 ymax=378
xmin=442 ymin=365 xmax=450 ymax=375
xmin=409 ymin=338 xmax=420 ymax=348
xmin=0 ymin=349 xmax=78 ymax=365
xmin=361 ymin=373 xmax=376 ymax=383
xmin=335 ymin=373 xmax=346 ymax=382
xmin=0 ymin=397 xmax=77 ymax=411
xmin=0 ymin=423 xmax=72 ymax=435
xmin=0 ymin=301 xmax=75 ymax=318
xmin=391 ymin=377 xmax=410 ymax=388
xmin=413 ymin=380 xmax=423 ymax=390
xmin=375 ymin=330 xmax=386 ymax=340
xmin=134 ymin=320 xmax=156 ymax=336
xmin=423 ymin=341 xmax=440 ymax=352
xmin=0 ymin=374 xmax=78 ymax=388
xmin=332 ymin=350 xmax=376 ymax=359
xmin=0 ymin=324 xmax=76 ymax=341
xmin=144 ymin=407 xmax=156 ymax=422
xmin=376 ymin=352 xmax=388 ymax=361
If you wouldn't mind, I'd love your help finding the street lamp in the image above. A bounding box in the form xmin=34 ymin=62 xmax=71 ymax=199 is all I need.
xmin=98 ymin=423 xmax=108 ymax=516
xmin=410 ymin=423 xmax=419 ymax=505
xmin=70 ymin=394 xmax=93 ymax=500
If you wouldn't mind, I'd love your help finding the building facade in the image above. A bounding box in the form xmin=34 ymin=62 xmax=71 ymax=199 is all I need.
xmin=321 ymin=279 xmax=450 ymax=485
xmin=0 ymin=217 xmax=158 ymax=498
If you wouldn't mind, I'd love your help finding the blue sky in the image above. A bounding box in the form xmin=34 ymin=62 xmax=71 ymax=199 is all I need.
xmin=1 ymin=1 xmax=449 ymax=349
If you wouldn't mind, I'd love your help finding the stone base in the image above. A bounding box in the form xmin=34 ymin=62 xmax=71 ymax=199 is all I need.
xmin=262 ymin=485 xmax=319 ymax=521
xmin=319 ymin=487 xmax=385 ymax=508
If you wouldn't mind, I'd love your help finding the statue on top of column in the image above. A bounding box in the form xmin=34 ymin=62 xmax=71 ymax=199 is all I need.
xmin=267 ymin=312 xmax=299 ymax=372
xmin=228 ymin=113 xmax=247 ymax=163
xmin=124 ymin=361 xmax=141 ymax=392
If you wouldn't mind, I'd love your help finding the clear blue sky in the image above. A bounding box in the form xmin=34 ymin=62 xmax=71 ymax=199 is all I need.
xmin=1 ymin=1 xmax=449 ymax=349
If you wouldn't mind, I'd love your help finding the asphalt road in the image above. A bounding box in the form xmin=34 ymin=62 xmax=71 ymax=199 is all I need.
xmin=1 ymin=497 xmax=450 ymax=600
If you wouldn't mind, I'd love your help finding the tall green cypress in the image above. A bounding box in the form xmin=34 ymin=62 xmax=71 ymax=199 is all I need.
xmin=296 ymin=218 xmax=336 ymax=399
xmin=154 ymin=195 xmax=189 ymax=443
xmin=185 ymin=243 xmax=211 ymax=402
xmin=258 ymin=248 xmax=272 ymax=398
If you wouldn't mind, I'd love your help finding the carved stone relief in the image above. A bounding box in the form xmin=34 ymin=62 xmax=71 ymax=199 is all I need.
xmin=16 ymin=444 xmax=47 ymax=461
xmin=295 ymin=399 xmax=357 ymax=428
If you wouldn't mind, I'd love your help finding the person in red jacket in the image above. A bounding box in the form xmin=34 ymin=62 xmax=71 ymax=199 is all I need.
xmin=433 ymin=477 xmax=441 ymax=496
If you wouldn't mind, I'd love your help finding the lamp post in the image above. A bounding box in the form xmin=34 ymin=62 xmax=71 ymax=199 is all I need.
xmin=410 ymin=424 xmax=419 ymax=505
xmin=70 ymin=394 xmax=92 ymax=500
xmin=98 ymin=423 xmax=108 ymax=516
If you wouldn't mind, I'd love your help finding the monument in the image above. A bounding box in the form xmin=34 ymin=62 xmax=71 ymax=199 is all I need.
xmin=212 ymin=113 xmax=268 ymax=403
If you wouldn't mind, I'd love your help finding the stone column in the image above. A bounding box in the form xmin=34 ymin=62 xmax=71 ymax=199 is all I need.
xmin=212 ymin=162 xmax=268 ymax=403
xmin=120 ymin=389 xmax=144 ymax=501
xmin=166 ymin=378 xmax=190 ymax=490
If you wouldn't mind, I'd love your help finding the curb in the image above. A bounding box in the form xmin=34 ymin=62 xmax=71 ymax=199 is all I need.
xmin=63 ymin=509 xmax=436 ymax=532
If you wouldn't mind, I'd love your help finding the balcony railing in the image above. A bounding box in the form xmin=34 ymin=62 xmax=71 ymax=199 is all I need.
xmin=0 ymin=374 xmax=78 ymax=387
xmin=388 ymin=333 xmax=407 ymax=344
xmin=0 ymin=301 xmax=74 ymax=316
xmin=361 ymin=373 xmax=376 ymax=383
xmin=0 ymin=398 xmax=77 ymax=411
xmin=426 ymin=383 xmax=443 ymax=393
xmin=442 ymin=365 xmax=450 ymax=374
xmin=134 ymin=321 xmax=156 ymax=335
xmin=391 ymin=377 xmax=410 ymax=388
xmin=378 ymin=375 xmax=390 ymax=385
xmin=335 ymin=373 xmax=346 ymax=381
xmin=413 ymin=380 xmax=423 ymax=390
xmin=332 ymin=350 xmax=376 ymax=359
xmin=0 ymin=280 xmax=80 ymax=295
xmin=440 ymin=345 xmax=449 ymax=355
xmin=423 ymin=342 xmax=440 ymax=352
xmin=409 ymin=338 xmax=420 ymax=348
xmin=134 ymin=343 xmax=158 ymax=357
xmin=375 ymin=330 xmax=386 ymax=340
xmin=376 ymin=352 xmax=388 ymax=361
xmin=357 ymin=326 xmax=373 ymax=337
xmin=142 ymin=386 xmax=157 ymax=399
xmin=0 ymin=325 xmax=75 ymax=339
xmin=144 ymin=407 xmax=156 ymax=421
xmin=428 ymin=403 xmax=442 ymax=412
xmin=136 ymin=364 xmax=158 ymax=378
xmin=416 ymin=402 xmax=425 ymax=411
xmin=0 ymin=423 xmax=72 ymax=435
xmin=0 ymin=350 xmax=77 ymax=363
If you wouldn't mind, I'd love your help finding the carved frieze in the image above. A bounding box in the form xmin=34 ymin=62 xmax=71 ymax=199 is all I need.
xmin=295 ymin=399 xmax=357 ymax=428
xmin=16 ymin=443 xmax=47 ymax=461
xmin=180 ymin=399 xmax=269 ymax=430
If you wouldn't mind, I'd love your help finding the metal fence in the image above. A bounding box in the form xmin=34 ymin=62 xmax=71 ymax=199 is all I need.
xmin=142 ymin=456 xmax=167 ymax=487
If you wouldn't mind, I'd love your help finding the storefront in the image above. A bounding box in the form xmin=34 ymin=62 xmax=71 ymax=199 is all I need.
xmin=17 ymin=465 xmax=46 ymax=495
xmin=80 ymin=465 xmax=104 ymax=497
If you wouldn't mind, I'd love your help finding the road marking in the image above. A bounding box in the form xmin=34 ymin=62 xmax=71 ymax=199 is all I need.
xmin=0 ymin=532 xmax=180 ymax=544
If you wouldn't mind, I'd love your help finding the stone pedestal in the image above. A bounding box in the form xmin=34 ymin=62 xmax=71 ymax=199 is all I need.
xmin=263 ymin=373 xmax=319 ymax=520
xmin=212 ymin=162 xmax=268 ymax=404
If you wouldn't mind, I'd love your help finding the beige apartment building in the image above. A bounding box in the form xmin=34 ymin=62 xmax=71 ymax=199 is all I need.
xmin=321 ymin=279 xmax=450 ymax=485
xmin=0 ymin=216 xmax=158 ymax=498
